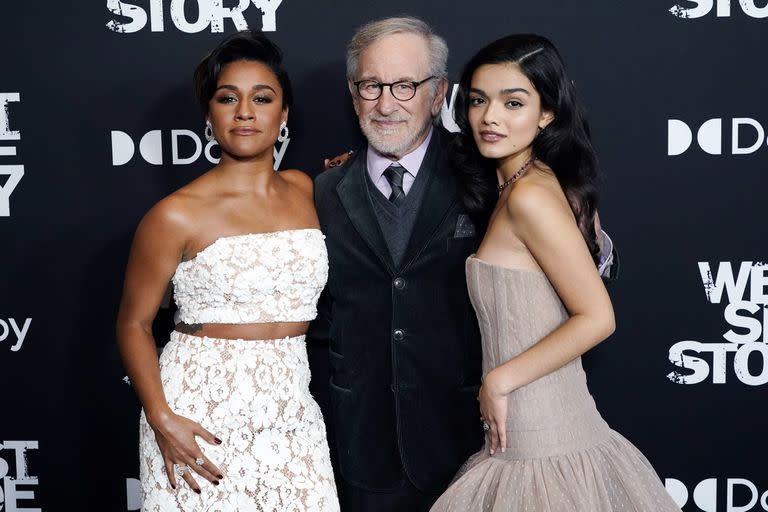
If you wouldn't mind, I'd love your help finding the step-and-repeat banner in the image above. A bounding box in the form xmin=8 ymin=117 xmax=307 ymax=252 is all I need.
xmin=1 ymin=1 xmax=766 ymax=510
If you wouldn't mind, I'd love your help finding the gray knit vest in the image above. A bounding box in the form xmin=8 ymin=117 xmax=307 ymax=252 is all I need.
xmin=365 ymin=158 xmax=433 ymax=268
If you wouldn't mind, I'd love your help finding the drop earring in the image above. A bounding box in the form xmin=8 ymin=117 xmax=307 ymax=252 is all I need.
xmin=278 ymin=121 xmax=289 ymax=142
xmin=205 ymin=120 xmax=216 ymax=142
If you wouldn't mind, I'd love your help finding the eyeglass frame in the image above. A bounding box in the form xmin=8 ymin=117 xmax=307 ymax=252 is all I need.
xmin=352 ymin=76 xmax=438 ymax=101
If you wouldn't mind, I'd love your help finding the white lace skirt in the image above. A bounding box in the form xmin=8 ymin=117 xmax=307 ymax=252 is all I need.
xmin=139 ymin=331 xmax=339 ymax=511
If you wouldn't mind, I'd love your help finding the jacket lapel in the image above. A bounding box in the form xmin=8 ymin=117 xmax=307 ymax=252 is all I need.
xmin=401 ymin=129 xmax=458 ymax=270
xmin=335 ymin=150 xmax=396 ymax=274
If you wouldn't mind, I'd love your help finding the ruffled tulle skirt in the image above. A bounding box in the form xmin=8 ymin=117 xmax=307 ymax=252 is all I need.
xmin=431 ymin=429 xmax=680 ymax=512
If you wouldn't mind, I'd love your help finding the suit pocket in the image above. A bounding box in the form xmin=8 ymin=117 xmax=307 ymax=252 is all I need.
xmin=453 ymin=214 xmax=477 ymax=238
xmin=329 ymin=377 xmax=353 ymax=394
xmin=329 ymin=348 xmax=345 ymax=374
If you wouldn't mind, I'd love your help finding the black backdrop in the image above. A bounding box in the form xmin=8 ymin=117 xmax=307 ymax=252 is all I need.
xmin=1 ymin=1 xmax=767 ymax=510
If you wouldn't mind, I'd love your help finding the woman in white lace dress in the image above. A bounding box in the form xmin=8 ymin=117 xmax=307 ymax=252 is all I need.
xmin=116 ymin=32 xmax=339 ymax=511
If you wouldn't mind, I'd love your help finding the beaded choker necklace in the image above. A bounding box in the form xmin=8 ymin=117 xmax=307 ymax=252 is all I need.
xmin=498 ymin=157 xmax=536 ymax=192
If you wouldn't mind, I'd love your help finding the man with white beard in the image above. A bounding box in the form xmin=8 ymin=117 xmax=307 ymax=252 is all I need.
xmin=311 ymin=17 xmax=484 ymax=511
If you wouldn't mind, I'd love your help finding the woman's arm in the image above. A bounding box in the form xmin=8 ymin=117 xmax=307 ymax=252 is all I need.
xmin=117 ymin=199 xmax=188 ymax=423
xmin=116 ymin=198 xmax=223 ymax=490
xmin=494 ymin=183 xmax=615 ymax=389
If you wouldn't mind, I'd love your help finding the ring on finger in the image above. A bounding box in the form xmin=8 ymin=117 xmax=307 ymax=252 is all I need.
xmin=194 ymin=457 xmax=205 ymax=466
xmin=482 ymin=421 xmax=490 ymax=431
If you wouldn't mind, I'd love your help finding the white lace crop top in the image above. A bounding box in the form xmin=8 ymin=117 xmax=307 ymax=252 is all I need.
xmin=171 ymin=228 xmax=328 ymax=324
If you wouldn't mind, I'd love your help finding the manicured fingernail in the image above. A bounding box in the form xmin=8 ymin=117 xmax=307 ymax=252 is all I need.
xmin=194 ymin=488 xmax=201 ymax=495
xmin=213 ymin=480 xmax=220 ymax=486
xmin=217 ymin=474 xmax=224 ymax=479
xmin=214 ymin=437 xmax=222 ymax=444
xmin=171 ymin=484 xmax=176 ymax=490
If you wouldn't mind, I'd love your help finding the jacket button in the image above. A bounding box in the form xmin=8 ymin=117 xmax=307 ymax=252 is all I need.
xmin=393 ymin=277 xmax=406 ymax=290
xmin=393 ymin=329 xmax=405 ymax=341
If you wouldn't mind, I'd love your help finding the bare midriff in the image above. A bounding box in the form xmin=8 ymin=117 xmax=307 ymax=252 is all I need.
xmin=175 ymin=321 xmax=310 ymax=341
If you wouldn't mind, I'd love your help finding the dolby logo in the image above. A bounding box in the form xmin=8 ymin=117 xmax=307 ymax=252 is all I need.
xmin=667 ymin=118 xmax=768 ymax=156
xmin=110 ymin=128 xmax=290 ymax=168
xmin=110 ymin=129 xmax=218 ymax=166
xmin=665 ymin=477 xmax=768 ymax=511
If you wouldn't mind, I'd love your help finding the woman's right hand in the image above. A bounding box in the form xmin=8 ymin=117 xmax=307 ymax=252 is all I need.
xmin=149 ymin=410 xmax=224 ymax=492
xmin=478 ymin=368 xmax=509 ymax=455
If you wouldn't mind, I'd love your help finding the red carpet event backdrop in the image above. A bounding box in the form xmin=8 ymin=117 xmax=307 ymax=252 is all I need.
xmin=1 ymin=1 xmax=766 ymax=510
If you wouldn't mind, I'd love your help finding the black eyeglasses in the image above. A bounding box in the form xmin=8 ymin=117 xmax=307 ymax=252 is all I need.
xmin=353 ymin=76 xmax=437 ymax=101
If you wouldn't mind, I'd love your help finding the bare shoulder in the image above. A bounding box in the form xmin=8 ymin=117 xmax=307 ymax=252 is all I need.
xmin=280 ymin=169 xmax=313 ymax=198
xmin=137 ymin=191 xmax=195 ymax=241
xmin=504 ymin=174 xmax=569 ymax=224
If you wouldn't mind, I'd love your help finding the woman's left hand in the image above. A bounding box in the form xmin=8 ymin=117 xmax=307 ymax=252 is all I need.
xmin=478 ymin=369 xmax=508 ymax=455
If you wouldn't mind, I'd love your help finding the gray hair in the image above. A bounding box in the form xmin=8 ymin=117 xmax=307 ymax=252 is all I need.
xmin=346 ymin=16 xmax=448 ymax=83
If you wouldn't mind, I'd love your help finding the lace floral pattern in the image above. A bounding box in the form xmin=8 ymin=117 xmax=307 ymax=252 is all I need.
xmin=172 ymin=229 xmax=328 ymax=325
xmin=139 ymin=229 xmax=337 ymax=510
xmin=140 ymin=332 xmax=339 ymax=511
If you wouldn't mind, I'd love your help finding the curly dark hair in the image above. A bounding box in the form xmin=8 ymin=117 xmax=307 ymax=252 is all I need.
xmin=452 ymin=34 xmax=601 ymax=262
xmin=193 ymin=30 xmax=293 ymax=115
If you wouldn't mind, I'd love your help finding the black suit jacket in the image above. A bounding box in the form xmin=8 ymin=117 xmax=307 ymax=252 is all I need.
xmin=310 ymin=127 xmax=484 ymax=492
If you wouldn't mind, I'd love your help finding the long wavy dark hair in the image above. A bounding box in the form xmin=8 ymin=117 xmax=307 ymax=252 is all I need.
xmin=452 ymin=34 xmax=601 ymax=262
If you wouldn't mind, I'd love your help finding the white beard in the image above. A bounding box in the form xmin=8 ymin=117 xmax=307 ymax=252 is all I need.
xmin=360 ymin=115 xmax=432 ymax=157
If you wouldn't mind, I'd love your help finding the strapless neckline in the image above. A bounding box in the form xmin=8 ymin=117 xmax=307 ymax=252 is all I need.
xmin=171 ymin=227 xmax=328 ymax=325
xmin=178 ymin=228 xmax=323 ymax=269
xmin=467 ymin=254 xmax=546 ymax=277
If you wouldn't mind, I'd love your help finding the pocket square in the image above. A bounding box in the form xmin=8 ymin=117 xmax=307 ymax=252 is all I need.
xmin=454 ymin=214 xmax=476 ymax=238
